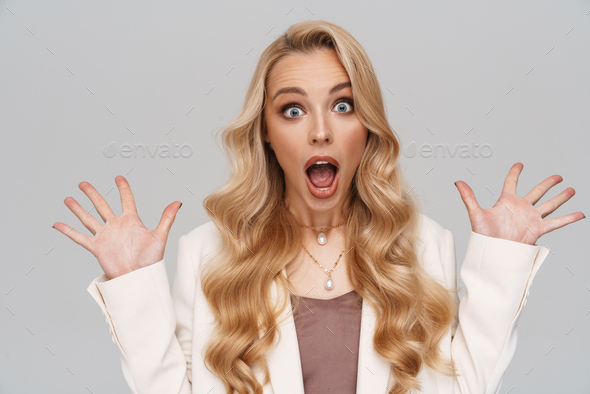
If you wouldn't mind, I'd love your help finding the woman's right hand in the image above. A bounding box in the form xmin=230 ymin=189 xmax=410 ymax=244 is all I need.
xmin=53 ymin=175 xmax=182 ymax=281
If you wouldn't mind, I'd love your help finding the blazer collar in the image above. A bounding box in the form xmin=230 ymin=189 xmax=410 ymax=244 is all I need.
xmin=265 ymin=267 xmax=392 ymax=393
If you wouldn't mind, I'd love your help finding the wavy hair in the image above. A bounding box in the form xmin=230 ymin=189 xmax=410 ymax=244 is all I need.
xmin=200 ymin=20 xmax=460 ymax=394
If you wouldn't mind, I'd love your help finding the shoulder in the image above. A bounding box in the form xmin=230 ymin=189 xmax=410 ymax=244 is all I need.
xmin=182 ymin=220 xmax=223 ymax=267
xmin=185 ymin=220 xmax=221 ymax=243
xmin=417 ymin=213 xmax=449 ymax=250
xmin=179 ymin=216 xmax=453 ymax=274
xmin=182 ymin=216 xmax=450 ymax=254
xmin=417 ymin=214 xmax=454 ymax=283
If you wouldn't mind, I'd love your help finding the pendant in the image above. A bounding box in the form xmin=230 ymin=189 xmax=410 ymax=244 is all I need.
xmin=317 ymin=232 xmax=326 ymax=245
xmin=325 ymin=275 xmax=334 ymax=290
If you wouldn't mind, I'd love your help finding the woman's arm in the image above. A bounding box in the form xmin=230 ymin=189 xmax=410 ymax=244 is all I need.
xmin=87 ymin=234 xmax=195 ymax=394
xmin=444 ymin=228 xmax=550 ymax=394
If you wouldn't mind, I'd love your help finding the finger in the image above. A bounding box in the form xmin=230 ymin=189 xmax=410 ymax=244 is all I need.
xmin=500 ymin=162 xmax=523 ymax=196
xmin=64 ymin=196 xmax=102 ymax=235
xmin=536 ymin=187 xmax=575 ymax=218
xmin=78 ymin=181 xmax=116 ymax=222
xmin=53 ymin=222 xmax=94 ymax=252
xmin=540 ymin=211 xmax=586 ymax=236
xmin=455 ymin=181 xmax=481 ymax=216
xmin=115 ymin=176 xmax=138 ymax=215
xmin=154 ymin=201 xmax=182 ymax=239
xmin=524 ymin=174 xmax=563 ymax=206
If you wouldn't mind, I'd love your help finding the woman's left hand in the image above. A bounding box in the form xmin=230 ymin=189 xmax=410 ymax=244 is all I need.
xmin=454 ymin=162 xmax=585 ymax=245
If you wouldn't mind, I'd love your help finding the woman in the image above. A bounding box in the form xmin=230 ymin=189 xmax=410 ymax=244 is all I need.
xmin=54 ymin=20 xmax=584 ymax=394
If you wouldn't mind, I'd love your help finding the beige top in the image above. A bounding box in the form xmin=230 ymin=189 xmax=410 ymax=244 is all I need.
xmin=290 ymin=290 xmax=363 ymax=394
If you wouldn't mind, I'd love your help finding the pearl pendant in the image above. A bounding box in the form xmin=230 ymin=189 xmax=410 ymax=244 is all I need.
xmin=325 ymin=276 xmax=334 ymax=290
xmin=318 ymin=232 xmax=326 ymax=245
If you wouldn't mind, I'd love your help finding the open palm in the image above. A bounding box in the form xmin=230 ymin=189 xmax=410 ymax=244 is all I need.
xmin=455 ymin=162 xmax=585 ymax=245
xmin=53 ymin=176 xmax=182 ymax=280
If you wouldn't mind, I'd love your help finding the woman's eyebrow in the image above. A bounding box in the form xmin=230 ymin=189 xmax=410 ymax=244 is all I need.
xmin=272 ymin=81 xmax=351 ymax=102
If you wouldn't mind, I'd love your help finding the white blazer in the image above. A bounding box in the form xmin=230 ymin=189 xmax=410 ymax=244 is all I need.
xmin=87 ymin=214 xmax=549 ymax=394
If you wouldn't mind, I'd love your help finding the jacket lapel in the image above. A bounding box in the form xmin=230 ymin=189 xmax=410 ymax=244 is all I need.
xmin=266 ymin=267 xmax=392 ymax=393
xmin=265 ymin=266 xmax=306 ymax=393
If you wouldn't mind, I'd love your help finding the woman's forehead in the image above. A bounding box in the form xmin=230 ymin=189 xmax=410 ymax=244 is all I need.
xmin=268 ymin=51 xmax=349 ymax=91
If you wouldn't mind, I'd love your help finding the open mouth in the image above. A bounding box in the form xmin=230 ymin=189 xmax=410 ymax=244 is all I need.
xmin=306 ymin=162 xmax=338 ymax=189
xmin=305 ymin=162 xmax=339 ymax=198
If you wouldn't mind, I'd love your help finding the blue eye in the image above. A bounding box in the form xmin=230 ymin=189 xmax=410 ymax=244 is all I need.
xmin=283 ymin=106 xmax=304 ymax=118
xmin=280 ymin=98 xmax=354 ymax=119
xmin=333 ymin=99 xmax=354 ymax=113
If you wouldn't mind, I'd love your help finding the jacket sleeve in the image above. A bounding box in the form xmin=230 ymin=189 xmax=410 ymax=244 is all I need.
xmin=86 ymin=234 xmax=195 ymax=394
xmin=444 ymin=229 xmax=550 ymax=394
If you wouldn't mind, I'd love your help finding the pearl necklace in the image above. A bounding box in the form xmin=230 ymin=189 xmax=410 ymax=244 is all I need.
xmin=297 ymin=220 xmax=347 ymax=245
xmin=301 ymin=244 xmax=345 ymax=290
xmin=296 ymin=219 xmax=347 ymax=290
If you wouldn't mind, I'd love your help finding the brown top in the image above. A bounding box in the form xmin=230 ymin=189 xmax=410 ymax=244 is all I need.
xmin=290 ymin=290 xmax=363 ymax=394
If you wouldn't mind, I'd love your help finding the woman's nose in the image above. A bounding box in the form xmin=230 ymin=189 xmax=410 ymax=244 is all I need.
xmin=308 ymin=114 xmax=333 ymax=144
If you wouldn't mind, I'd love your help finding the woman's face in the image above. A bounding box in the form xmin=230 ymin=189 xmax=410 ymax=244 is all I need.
xmin=264 ymin=49 xmax=368 ymax=218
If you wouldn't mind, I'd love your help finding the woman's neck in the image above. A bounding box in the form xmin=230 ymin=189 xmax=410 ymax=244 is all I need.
xmin=284 ymin=197 xmax=347 ymax=230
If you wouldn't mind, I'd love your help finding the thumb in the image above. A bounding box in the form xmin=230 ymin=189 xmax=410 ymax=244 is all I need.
xmin=455 ymin=181 xmax=480 ymax=217
xmin=155 ymin=201 xmax=182 ymax=238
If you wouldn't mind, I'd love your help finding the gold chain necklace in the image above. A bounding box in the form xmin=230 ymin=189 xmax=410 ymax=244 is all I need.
xmin=297 ymin=219 xmax=347 ymax=245
xmin=301 ymin=244 xmax=345 ymax=290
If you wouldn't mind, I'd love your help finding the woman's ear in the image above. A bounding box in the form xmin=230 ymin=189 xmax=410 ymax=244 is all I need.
xmin=264 ymin=131 xmax=273 ymax=150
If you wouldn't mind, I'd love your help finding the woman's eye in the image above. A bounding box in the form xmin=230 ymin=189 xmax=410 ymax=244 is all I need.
xmin=333 ymin=99 xmax=354 ymax=113
xmin=282 ymin=106 xmax=304 ymax=118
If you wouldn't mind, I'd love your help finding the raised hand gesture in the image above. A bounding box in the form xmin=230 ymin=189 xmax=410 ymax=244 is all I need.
xmin=53 ymin=175 xmax=182 ymax=280
xmin=455 ymin=162 xmax=585 ymax=245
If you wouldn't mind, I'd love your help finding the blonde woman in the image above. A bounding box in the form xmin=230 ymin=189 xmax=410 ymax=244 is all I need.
xmin=54 ymin=21 xmax=584 ymax=394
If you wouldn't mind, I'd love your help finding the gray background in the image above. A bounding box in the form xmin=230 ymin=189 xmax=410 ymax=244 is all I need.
xmin=1 ymin=1 xmax=589 ymax=393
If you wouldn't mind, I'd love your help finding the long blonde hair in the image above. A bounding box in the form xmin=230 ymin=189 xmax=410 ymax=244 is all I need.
xmin=200 ymin=20 xmax=459 ymax=394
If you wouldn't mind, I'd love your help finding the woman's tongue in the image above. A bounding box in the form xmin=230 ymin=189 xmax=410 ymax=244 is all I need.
xmin=307 ymin=164 xmax=336 ymax=188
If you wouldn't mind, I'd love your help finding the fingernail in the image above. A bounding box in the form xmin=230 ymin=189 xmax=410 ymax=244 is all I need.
xmin=454 ymin=182 xmax=457 ymax=187
xmin=52 ymin=225 xmax=55 ymax=229
xmin=179 ymin=202 xmax=183 ymax=209
xmin=583 ymin=214 xmax=586 ymax=219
